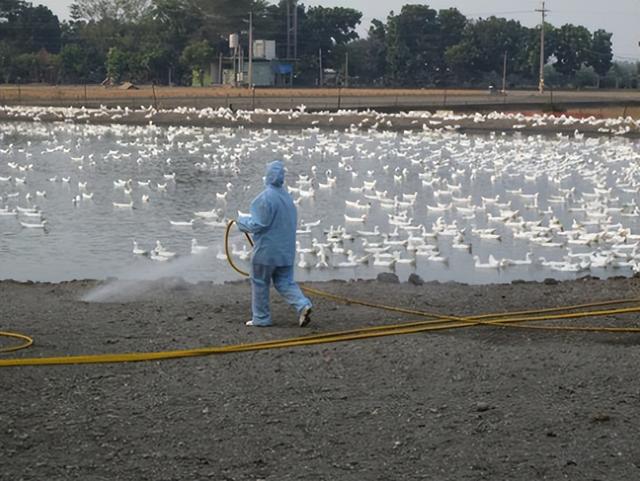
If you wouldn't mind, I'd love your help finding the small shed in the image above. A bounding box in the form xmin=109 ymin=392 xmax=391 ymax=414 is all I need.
xmin=119 ymin=82 xmax=138 ymax=90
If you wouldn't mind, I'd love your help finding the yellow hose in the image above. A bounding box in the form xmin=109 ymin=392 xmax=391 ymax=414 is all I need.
xmin=1 ymin=219 xmax=640 ymax=367
xmin=225 ymin=220 xmax=640 ymax=329
xmin=0 ymin=331 xmax=33 ymax=354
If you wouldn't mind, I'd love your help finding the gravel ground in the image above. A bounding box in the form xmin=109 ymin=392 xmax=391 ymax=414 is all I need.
xmin=2 ymin=276 xmax=640 ymax=480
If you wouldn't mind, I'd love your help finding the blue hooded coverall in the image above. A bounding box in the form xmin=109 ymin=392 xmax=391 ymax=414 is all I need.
xmin=237 ymin=160 xmax=311 ymax=326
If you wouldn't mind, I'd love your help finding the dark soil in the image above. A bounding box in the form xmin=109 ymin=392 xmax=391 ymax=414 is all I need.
xmin=2 ymin=277 xmax=640 ymax=480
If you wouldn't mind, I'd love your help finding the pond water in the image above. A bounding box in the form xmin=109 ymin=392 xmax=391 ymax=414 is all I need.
xmin=1 ymin=121 xmax=640 ymax=284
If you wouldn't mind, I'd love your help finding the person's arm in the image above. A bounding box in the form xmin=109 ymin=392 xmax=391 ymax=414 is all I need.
xmin=237 ymin=195 xmax=274 ymax=234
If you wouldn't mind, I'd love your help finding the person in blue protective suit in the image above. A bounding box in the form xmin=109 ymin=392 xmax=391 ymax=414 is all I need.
xmin=236 ymin=160 xmax=313 ymax=327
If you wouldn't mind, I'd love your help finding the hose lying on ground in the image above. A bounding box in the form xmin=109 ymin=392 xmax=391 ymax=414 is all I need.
xmin=1 ymin=220 xmax=639 ymax=367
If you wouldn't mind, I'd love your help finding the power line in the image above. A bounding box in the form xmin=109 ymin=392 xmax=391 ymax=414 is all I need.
xmin=551 ymin=10 xmax=637 ymax=16
xmin=466 ymin=10 xmax=536 ymax=16
xmin=613 ymin=54 xmax=640 ymax=61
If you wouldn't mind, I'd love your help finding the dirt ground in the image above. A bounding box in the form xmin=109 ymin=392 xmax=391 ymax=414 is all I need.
xmin=1 ymin=84 xmax=639 ymax=101
xmin=2 ymin=276 xmax=640 ymax=480
xmin=0 ymin=85 xmax=485 ymax=100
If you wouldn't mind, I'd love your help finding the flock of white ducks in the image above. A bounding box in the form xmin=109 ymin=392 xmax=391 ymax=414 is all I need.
xmin=2 ymin=106 xmax=640 ymax=283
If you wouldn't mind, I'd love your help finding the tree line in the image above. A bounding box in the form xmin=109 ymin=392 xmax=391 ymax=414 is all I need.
xmin=0 ymin=0 xmax=635 ymax=89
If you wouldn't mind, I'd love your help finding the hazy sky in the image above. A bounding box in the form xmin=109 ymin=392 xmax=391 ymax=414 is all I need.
xmin=40 ymin=0 xmax=640 ymax=60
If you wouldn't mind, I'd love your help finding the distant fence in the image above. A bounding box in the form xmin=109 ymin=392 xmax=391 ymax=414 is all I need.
xmin=0 ymin=86 xmax=509 ymax=111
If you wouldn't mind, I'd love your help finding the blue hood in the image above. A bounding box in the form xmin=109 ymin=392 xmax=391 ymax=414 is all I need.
xmin=265 ymin=160 xmax=285 ymax=187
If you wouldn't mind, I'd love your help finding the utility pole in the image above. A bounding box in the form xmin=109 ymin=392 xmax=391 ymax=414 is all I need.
xmin=284 ymin=0 xmax=298 ymax=86
xmin=230 ymin=32 xmax=239 ymax=87
xmin=248 ymin=11 xmax=253 ymax=88
xmin=344 ymin=51 xmax=349 ymax=88
xmin=232 ymin=46 xmax=237 ymax=87
xmin=293 ymin=1 xmax=298 ymax=59
xmin=535 ymin=1 xmax=549 ymax=93
xmin=286 ymin=0 xmax=291 ymax=59
xmin=319 ymin=48 xmax=323 ymax=87
xmin=287 ymin=0 xmax=298 ymax=86
xmin=501 ymin=51 xmax=507 ymax=94
xmin=286 ymin=0 xmax=298 ymax=59
xmin=239 ymin=47 xmax=244 ymax=85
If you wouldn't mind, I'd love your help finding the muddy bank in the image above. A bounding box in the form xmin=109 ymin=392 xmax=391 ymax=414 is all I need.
xmin=0 ymin=105 xmax=639 ymax=137
xmin=2 ymin=276 xmax=640 ymax=480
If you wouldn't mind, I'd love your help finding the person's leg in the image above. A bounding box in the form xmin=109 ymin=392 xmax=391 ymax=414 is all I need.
xmin=250 ymin=263 xmax=273 ymax=326
xmin=273 ymin=265 xmax=312 ymax=314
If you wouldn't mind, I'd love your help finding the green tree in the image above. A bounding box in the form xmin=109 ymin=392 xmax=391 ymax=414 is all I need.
xmin=586 ymin=29 xmax=613 ymax=86
xmin=553 ymin=24 xmax=591 ymax=78
xmin=59 ymin=7 xmax=106 ymax=82
xmin=0 ymin=0 xmax=21 ymax=20
xmin=59 ymin=40 xmax=103 ymax=82
xmin=12 ymin=52 xmax=37 ymax=81
xmin=139 ymin=45 xmax=175 ymax=83
xmin=190 ymin=0 xmax=268 ymax=39
xmin=302 ymin=6 xmax=361 ymax=60
xmin=106 ymin=46 xmax=127 ymax=82
xmin=445 ymin=41 xmax=481 ymax=83
xmin=435 ymin=8 xmax=466 ymax=84
xmin=0 ymin=1 xmax=61 ymax=53
xmin=604 ymin=61 xmax=637 ymax=89
xmin=0 ymin=0 xmax=620 ymax=88
xmin=385 ymin=5 xmax=439 ymax=86
xmin=0 ymin=40 xmax=16 ymax=82
xmin=126 ymin=51 xmax=148 ymax=81
xmin=180 ymin=40 xmax=214 ymax=86
xmin=74 ymin=0 xmax=151 ymax=22
xmin=384 ymin=6 xmax=467 ymax=86
xmin=574 ymin=65 xmax=598 ymax=88
xmin=253 ymin=0 xmax=297 ymax=59
xmin=438 ymin=8 xmax=466 ymax=49
xmin=24 ymin=5 xmax=61 ymax=52
xmin=304 ymin=6 xmax=361 ymax=50
xmin=444 ymin=16 xmax=530 ymax=85
xmin=60 ymin=43 xmax=89 ymax=81
xmin=138 ymin=0 xmax=200 ymax=84
xmin=365 ymin=18 xmax=387 ymax=84
xmin=525 ymin=23 xmax=557 ymax=81
xmin=344 ymin=40 xmax=370 ymax=85
xmin=291 ymin=6 xmax=361 ymax=85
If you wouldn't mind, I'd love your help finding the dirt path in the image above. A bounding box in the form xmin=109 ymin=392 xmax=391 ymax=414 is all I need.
xmin=2 ymin=276 xmax=640 ymax=480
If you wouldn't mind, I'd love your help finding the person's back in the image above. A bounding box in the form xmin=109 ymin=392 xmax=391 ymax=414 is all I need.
xmin=250 ymin=162 xmax=297 ymax=266
xmin=237 ymin=160 xmax=312 ymax=327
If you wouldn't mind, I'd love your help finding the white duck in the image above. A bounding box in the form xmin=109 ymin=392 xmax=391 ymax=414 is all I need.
xmin=170 ymin=219 xmax=195 ymax=227
xmin=474 ymin=255 xmax=503 ymax=269
xmin=503 ymin=253 xmax=533 ymax=266
xmin=373 ymin=254 xmax=396 ymax=268
xmin=20 ymin=220 xmax=47 ymax=229
xmin=297 ymin=252 xmax=312 ymax=269
xmin=154 ymin=240 xmax=176 ymax=258
xmin=132 ymin=240 xmax=148 ymax=256
xmin=191 ymin=239 xmax=209 ymax=254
